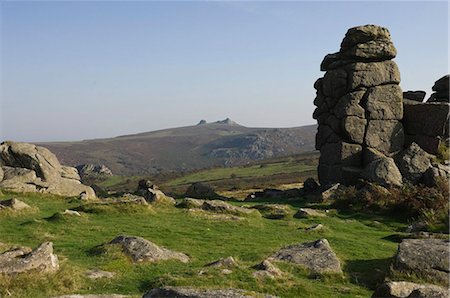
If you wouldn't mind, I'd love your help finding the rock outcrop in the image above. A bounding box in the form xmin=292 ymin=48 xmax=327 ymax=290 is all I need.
xmin=0 ymin=242 xmax=59 ymax=275
xmin=0 ymin=198 xmax=31 ymax=211
xmin=402 ymin=75 xmax=449 ymax=154
xmin=270 ymin=238 xmax=341 ymax=274
xmin=143 ymin=287 xmax=278 ymax=298
xmin=403 ymin=91 xmax=426 ymax=102
xmin=0 ymin=141 xmax=95 ymax=198
xmin=107 ymin=235 xmax=189 ymax=263
xmin=76 ymin=164 xmax=113 ymax=181
xmin=314 ymin=25 xmax=404 ymax=186
xmin=393 ymin=239 xmax=449 ymax=285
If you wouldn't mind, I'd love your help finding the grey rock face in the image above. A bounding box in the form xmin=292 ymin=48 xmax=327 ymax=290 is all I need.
xmin=423 ymin=163 xmax=450 ymax=187
xmin=0 ymin=141 xmax=96 ymax=199
xmin=143 ymin=287 xmax=278 ymax=298
xmin=372 ymin=281 xmax=449 ymax=298
xmin=314 ymin=25 xmax=404 ymax=186
xmin=270 ymin=239 xmax=342 ymax=274
xmin=0 ymin=242 xmax=59 ymax=275
xmin=108 ymin=235 xmax=189 ymax=264
xmin=393 ymin=239 xmax=449 ymax=285
xmin=395 ymin=143 xmax=432 ymax=183
xmin=76 ymin=164 xmax=113 ymax=180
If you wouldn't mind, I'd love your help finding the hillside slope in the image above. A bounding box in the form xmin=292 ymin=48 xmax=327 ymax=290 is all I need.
xmin=40 ymin=120 xmax=317 ymax=175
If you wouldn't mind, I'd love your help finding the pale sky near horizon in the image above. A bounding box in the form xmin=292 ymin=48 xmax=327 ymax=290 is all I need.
xmin=1 ymin=1 xmax=448 ymax=142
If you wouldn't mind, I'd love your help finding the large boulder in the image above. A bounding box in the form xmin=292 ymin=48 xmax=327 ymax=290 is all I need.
xmin=143 ymin=287 xmax=278 ymax=298
xmin=0 ymin=242 xmax=59 ymax=275
xmin=393 ymin=239 xmax=449 ymax=285
xmin=395 ymin=143 xmax=432 ymax=183
xmin=427 ymin=75 xmax=449 ymax=103
xmin=108 ymin=235 xmax=189 ymax=263
xmin=372 ymin=281 xmax=449 ymax=298
xmin=76 ymin=164 xmax=113 ymax=181
xmin=0 ymin=141 xmax=96 ymax=199
xmin=270 ymin=239 xmax=342 ymax=274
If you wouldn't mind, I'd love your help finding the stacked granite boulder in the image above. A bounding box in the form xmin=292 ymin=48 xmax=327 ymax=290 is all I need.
xmin=403 ymin=75 xmax=449 ymax=154
xmin=314 ymin=25 xmax=404 ymax=186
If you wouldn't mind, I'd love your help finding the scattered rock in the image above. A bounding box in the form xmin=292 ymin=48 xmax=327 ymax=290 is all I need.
xmin=136 ymin=180 xmax=175 ymax=205
xmin=250 ymin=204 xmax=291 ymax=219
xmin=252 ymin=259 xmax=283 ymax=279
xmin=405 ymin=221 xmax=428 ymax=233
xmin=294 ymin=208 xmax=326 ymax=218
xmin=320 ymin=183 xmax=347 ymax=201
xmin=86 ymin=269 xmax=116 ymax=279
xmin=175 ymin=198 xmax=205 ymax=209
xmin=305 ymin=224 xmax=324 ymax=232
xmin=142 ymin=287 xmax=278 ymax=298
xmin=185 ymin=182 xmax=221 ymax=199
xmin=0 ymin=198 xmax=31 ymax=211
xmin=393 ymin=239 xmax=449 ymax=285
xmin=0 ymin=141 xmax=96 ymax=199
xmin=205 ymin=256 xmax=237 ymax=268
xmin=372 ymin=281 xmax=448 ymax=298
xmin=0 ymin=242 xmax=59 ymax=275
xmin=270 ymin=238 xmax=341 ymax=274
xmin=107 ymin=235 xmax=189 ymax=263
xmin=395 ymin=143 xmax=432 ymax=183
xmin=201 ymin=200 xmax=255 ymax=216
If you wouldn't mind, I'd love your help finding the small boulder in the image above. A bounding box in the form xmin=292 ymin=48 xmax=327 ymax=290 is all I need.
xmin=393 ymin=239 xmax=449 ymax=285
xmin=201 ymin=200 xmax=255 ymax=216
xmin=136 ymin=180 xmax=175 ymax=205
xmin=270 ymin=238 xmax=342 ymax=274
xmin=294 ymin=208 xmax=326 ymax=218
xmin=422 ymin=163 xmax=449 ymax=187
xmin=142 ymin=287 xmax=278 ymax=298
xmin=62 ymin=209 xmax=81 ymax=216
xmin=205 ymin=256 xmax=237 ymax=268
xmin=250 ymin=204 xmax=292 ymax=219
xmin=305 ymin=224 xmax=325 ymax=232
xmin=320 ymin=183 xmax=346 ymax=201
xmin=108 ymin=235 xmax=189 ymax=263
xmin=185 ymin=182 xmax=221 ymax=199
xmin=372 ymin=281 xmax=448 ymax=298
xmin=403 ymin=91 xmax=426 ymax=102
xmin=0 ymin=242 xmax=59 ymax=275
xmin=0 ymin=198 xmax=31 ymax=211
xmin=86 ymin=269 xmax=116 ymax=279
xmin=252 ymin=259 xmax=283 ymax=279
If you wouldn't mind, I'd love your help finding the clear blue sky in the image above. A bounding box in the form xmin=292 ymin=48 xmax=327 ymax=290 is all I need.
xmin=1 ymin=1 xmax=448 ymax=142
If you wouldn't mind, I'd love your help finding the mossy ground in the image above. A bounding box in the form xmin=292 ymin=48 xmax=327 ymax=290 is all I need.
xmin=0 ymin=191 xmax=415 ymax=298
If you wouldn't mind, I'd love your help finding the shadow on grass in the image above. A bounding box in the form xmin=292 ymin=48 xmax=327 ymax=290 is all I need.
xmin=344 ymin=257 xmax=392 ymax=290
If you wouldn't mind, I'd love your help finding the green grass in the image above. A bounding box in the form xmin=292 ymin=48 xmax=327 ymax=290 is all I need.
xmin=0 ymin=191 xmax=413 ymax=298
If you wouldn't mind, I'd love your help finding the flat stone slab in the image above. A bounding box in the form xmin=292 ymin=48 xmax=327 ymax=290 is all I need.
xmin=143 ymin=287 xmax=278 ymax=298
xmin=270 ymin=239 xmax=342 ymax=274
xmin=107 ymin=235 xmax=189 ymax=264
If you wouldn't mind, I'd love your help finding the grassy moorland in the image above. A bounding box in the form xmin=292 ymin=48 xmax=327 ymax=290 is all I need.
xmin=97 ymin=152 xmax=319 ymax=194
xmin=0 ymin=190 xmax=414 ymax=298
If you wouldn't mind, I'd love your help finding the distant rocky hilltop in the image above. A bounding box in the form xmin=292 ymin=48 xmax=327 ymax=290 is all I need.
xmin=40 ymin=121 xmax=316 ymax=175
xmin=313 ymin=24 xmax=449 ymax=187
xmin=0 ymin=141 xmax=95 ymax=198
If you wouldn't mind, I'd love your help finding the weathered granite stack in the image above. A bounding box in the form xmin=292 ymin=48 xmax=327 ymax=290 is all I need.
xmin=0 ymin=141 xmax=96 ymax=198
xmin=403 ymin=76 xmax=450 ymax=154
xmin=314 ymin=25 xmax=404 ymax=186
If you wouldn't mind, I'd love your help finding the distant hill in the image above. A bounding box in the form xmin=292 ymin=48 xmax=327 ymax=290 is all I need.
xmin=40 ymin=119 xmax=317 ymax=175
